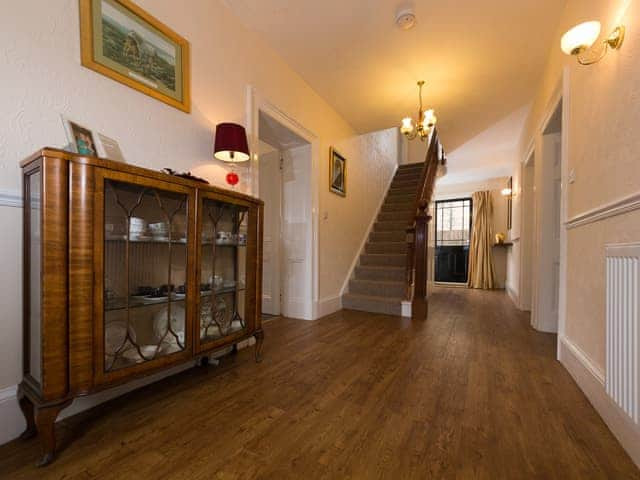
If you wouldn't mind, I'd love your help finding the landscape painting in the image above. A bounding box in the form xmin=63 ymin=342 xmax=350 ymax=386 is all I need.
xmin=80 ymin=0 xmax=190 ymax=112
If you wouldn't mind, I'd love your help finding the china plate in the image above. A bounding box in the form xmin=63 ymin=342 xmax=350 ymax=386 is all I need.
xmin=142 ymin=295 xmax=169 ymax=304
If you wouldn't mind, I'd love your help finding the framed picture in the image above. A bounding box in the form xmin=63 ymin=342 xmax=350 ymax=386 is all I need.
xmin=329 ymin=148 xmax=346 ymax=197
xmin=62 ymin=116 xmax=125 ymax=162
xmin=62 ymin=117 xmax=98 ymax=156
xmin=507 ymin=176 xmax=513 ymax=230
xmin=79 ymin=0 xmax=191 ymax=112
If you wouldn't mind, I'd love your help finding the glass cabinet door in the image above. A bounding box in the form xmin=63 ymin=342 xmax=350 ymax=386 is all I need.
xmin=102 ymin=177 xmax=192 ymax=374
xmin=24 ymin=168 xmax=42 ymax=387
xmin=198 ymin=198 xmax=249 ymax=347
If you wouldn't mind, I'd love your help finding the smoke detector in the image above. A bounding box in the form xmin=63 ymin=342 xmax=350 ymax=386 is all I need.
xmin=396 ymin=7 xmax=416 ymax=30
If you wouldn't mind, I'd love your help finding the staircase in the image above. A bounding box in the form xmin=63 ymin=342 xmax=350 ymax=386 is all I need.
xmin=342 ymin=163 xmax=424 ymax=315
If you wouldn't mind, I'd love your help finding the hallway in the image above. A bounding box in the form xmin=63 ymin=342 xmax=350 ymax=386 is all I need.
xmin=1 ymin=289 xmax=637 ymax=479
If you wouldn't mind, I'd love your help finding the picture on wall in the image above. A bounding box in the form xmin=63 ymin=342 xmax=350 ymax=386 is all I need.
xmin=329 ymin=148 xmax=346 ymax=196
xmin=80 ymin=0 xmax=191 ymax=112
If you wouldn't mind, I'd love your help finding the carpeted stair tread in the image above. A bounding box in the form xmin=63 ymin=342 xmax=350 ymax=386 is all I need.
xmin=341 ymin=164 xmax=424 ymax=316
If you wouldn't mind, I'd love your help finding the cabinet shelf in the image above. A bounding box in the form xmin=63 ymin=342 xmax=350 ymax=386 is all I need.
xmin=105 ymin=297 xmax=186 ymax=312
xmin=200 ymin=286 xmax=246 ymax=296
xmin=105 ymin=287 xmax=246 ymax=311
xmin=202 ymin=242 xmax=247 ymax=247
xmin=106 ymin=236 xmax=187 ymax=244
xmin=105 ymin=237 xmax=248 ymax=247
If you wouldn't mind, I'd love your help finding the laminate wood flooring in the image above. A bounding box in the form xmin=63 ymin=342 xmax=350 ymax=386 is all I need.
xmin=1 ymin=288 xmax=638 ymax=479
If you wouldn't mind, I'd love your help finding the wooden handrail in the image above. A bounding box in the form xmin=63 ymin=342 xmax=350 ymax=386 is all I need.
xmin=404 ymin=129 xmax=446 ymax=319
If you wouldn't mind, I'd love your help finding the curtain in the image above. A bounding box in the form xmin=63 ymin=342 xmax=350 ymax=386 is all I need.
xmin=467 ymin=191 xmax=496 ymax=289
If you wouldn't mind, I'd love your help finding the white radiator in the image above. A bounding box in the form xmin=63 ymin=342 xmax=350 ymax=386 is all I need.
xmin=606 ymin=243 xmax=640 ymax=424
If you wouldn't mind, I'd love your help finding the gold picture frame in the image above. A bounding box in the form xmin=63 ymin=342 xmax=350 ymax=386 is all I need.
xmin=329 ymin=148 xmax=346 ymax=197
xmin=80 ymin=0 xmax=191 ymax=112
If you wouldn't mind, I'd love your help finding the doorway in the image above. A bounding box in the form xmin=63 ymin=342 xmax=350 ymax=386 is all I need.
xmin=519 ymin=151 xmax=536 ymax=311
xmin=258 ymin=111 xmax=312 ymax=319
xmin=434 ymin=198 xmax=472 ymax=284
xmin=531 ymin=101 xmax=562 ymax=332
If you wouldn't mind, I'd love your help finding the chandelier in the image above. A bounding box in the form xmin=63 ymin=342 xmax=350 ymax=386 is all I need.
xmin=400 ymin=80 xmax=437 ymax=141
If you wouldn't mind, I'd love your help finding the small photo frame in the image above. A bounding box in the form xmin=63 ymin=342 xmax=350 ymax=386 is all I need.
xmin=62 ymin=116 xmax=125 ymax=162
xmin=329 ymin=147 xmax=346 ymax=197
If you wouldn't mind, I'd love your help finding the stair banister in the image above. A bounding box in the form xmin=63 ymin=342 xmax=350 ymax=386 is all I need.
xmin=405 ymin=129 xmax=445 ymax=318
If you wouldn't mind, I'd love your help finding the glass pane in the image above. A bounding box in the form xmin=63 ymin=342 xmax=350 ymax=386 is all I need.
xmin=435 ymin=199 xmax=472 ymax=247
xmin=103 ymin=180 xmax=188 ymax=372
xmin=199 ymin=199 xmax=248 ymax=343
xmin=28 ymin=172 xmax=42 ymax=384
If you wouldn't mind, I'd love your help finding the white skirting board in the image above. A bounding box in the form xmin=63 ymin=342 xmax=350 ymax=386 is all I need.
xmin=559 ymin=335 xmax=640 ymax=468
xmin=401 ymin=300 xmax=412 ymax=318
xmin=317 ymin=295 xmax=342 ymax=319
xmin=0 ymin=338 xmax=257 ymax=447
xmin=506 ymin=285 xmax=520 ymax=309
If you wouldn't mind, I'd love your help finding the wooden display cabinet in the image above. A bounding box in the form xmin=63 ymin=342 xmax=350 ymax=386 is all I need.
xmin=19 ymin=149 xmax=264 ymax=466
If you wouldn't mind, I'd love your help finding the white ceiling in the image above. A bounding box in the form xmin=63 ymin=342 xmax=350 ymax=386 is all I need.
xmin=437 ymin=105 xmax=529 ymax=186
xmin=223 ymin=0 xmax=565 ymax=151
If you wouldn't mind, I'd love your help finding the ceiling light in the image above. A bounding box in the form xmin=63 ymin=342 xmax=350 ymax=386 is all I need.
xmin=561 ymin=21 xmax=625 ymax=65
xmin=400 ymin=81 xmax=437 ymax=142
xmin=396 ymin=8 xmax=416 ymax=30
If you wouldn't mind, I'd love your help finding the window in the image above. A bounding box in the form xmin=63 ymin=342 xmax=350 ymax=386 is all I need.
xmin=435 ymin=198 xmax=472 ymax=247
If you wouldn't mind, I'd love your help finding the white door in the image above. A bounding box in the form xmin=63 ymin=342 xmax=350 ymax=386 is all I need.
xmin=281 ymin=144 xmax=313 ymax=319
xmin=533 ymin=133 xmax=561 ymax=332
xmin=259 ymin=150 xmax=282 ymax=315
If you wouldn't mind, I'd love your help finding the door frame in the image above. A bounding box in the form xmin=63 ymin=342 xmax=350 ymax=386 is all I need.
xmin=522 ymin=68 xmax=570 ymax=354
xmin=433 ymin=197 xmax=473 ymax=284
xmin=246 ymin=86 xmax=320 ymax=320
xmin=518 ymin=148 xmax=535 ymax=311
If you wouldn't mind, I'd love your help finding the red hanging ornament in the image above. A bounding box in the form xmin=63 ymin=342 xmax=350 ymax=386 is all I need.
xmin=226 ymin=171 xmax=239 ymax=186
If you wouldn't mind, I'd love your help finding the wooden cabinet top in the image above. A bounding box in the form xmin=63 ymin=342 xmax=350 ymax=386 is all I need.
xmin=22 ymin=148 xmax=263 ymax=206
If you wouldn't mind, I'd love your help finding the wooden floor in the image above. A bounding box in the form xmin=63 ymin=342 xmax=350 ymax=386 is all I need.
xmin=1 ymin=288 xmax=638 ymax=479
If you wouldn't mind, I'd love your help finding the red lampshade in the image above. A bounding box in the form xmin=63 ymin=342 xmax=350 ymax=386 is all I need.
xmin=214 ymin=123 xmax=250 ymax=163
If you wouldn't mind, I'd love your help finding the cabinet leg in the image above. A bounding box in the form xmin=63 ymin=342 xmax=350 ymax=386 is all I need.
xmin=254 ymin=330 xmax=264 ymax=363
xmin=17 ymin=389 xmax=36 ymax=441
xmin=34 ymin=400 xmax=71 ymax=467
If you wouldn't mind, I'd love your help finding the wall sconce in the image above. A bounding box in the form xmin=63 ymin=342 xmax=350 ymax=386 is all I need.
xmin=501 ymin=187 xmax=512 ymax=197
xmin=561 ymin=21 xmax=625 ymax=65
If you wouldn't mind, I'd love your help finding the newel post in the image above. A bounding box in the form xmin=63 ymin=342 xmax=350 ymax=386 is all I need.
xmin=412 ymin=200 xmax=431 ymax=320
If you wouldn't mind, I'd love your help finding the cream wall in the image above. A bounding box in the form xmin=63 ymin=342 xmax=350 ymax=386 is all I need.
xmin=322 ymin=127 xmax=400 ymax=306
xmin=0 ymin=0 xmax=400 ymax=444
xmin=519 ymin=0 xmax=639 ymax=367
xmin=516 ymin=0 xmax=640 ymax=464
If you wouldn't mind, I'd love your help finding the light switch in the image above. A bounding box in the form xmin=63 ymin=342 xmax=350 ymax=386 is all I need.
xmin=568 ymin=169 xmax=576 ymax=184
xmin=323 ymin=211 xmax=329 ymax=220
